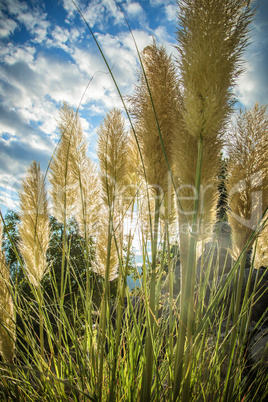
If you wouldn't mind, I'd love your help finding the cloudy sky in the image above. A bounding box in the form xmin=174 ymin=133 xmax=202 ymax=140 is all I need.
xmin=0 ymin=0 xmax=267 ymax=214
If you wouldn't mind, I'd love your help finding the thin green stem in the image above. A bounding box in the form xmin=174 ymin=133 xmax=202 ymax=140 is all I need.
xmin=109 ymin=202 xmax=135 ymax=402
xmin=140 ymin=192 xmax=161 ymax=401
xmin=38 ymin=284 xmax=44 ymax=361
xmin=173 ymin=137 xmax=203 ymax=401
xmin=97 ymin=209 xmax=113 ymax=401
xmin=222 ymin=253 xmax=247 ymax=401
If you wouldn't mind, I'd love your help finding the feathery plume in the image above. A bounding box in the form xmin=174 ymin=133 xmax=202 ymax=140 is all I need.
xmin=0 ymin=219 xmax=15 ymax=363
xmin=177 ymin=0 xmax=254 ymax=139
xmin=173 ymin=2 xmax=255 ymax=399
xmin=122 ymin=132 xmax=142 ymax=205
xmin=130 ymin=42 xmax=180 ymax=399
xmin=49 ymin=102 xmax=87 ymax=223
xmin=96 ymin=108 xmax=128 ymax=280
xmin=129 ymin=42 xmax=179 ymax=194
xmin=174 ymin=0 xmax=254 ymax=257
xmin=76 ymin=157 xmax=101 ymax=240
xmin=227 ymin=103 xmax=268 ymax=260
xmin=18 ymin=161 xmax=50 ymax=286
xmin=97 ymin=108 xmax=128 ymax=209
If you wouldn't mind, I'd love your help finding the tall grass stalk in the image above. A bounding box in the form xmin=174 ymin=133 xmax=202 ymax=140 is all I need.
xmin=173 ymin=137 xmax=203 ymax=400
xmin=172 ymin=1 xmax=255 ymax=399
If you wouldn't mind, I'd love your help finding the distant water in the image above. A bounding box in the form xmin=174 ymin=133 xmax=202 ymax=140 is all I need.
xmin=127 ymin=242 xmax=152 ymax=290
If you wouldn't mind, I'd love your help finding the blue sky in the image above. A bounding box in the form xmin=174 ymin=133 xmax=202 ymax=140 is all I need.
xmin=0 ymin=0 xmax=267 ymax=214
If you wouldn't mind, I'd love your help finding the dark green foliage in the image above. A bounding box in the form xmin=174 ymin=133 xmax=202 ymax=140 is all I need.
xmin=2 ymin=210 xmax=114 ymax=311
xmin=2 ymin=210 xmax=21 ymax=277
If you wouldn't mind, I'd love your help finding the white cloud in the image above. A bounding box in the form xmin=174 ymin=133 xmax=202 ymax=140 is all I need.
xmin=80 ymin=116 xmax=91 ymax=132
xmin=165 ymin=3 xmax=178 ymax=22
xmin=126 ymin=2 xmax=143 ymax=16
xmin=39 ymin=116 xmax=59 ymax=138
xmin=0 ymin=193 xmax=19 ymax=211
xmin=235 ymin=58 xmax=268 ymax=108
xmin=151 ymin=26 xmax=176 ymax=55
xmin=60 ymin=0 xmax=81 ymax=20
xmin=0 ymin=13 xmax=17 ymax=38
xmin=149 ymin=0 xmax=164 ymax=6
xmin=0 ymin=0 xmax=28 ymax=16
xmin=17 ymin=12 xmax=50 ymax=43
xmin=28 ymin=53 xmax=86 ymax=106
xmin=31 ymin=20 xmax=50 ymax=43
xmin=77 ymin=0 xmax=124 ymax=29
xmin=2 ymin=43 xmax=36 ymax=65
xmin=97 ymin=33 xmax=138 ymax=84
xmin=125 ymin=2 xmax=146 ymax=24
xmin=120 ymin=29 xmax=154 ymax=53
xmin=72 ymin=47 xmax=105 ymax=75
xmin=150 ymin=0 xmax=176 ymax=7
xmin=68 ymin=27 xmax=84 ymax=43
xmin=71 ymin=33 xmax=140 ymax=106
xmin=234 ymin=4 xmax=268 ymax=108
xmin=88 ymin=104 xmax=104 ymax=115
xmin=2 ymin=0 xmax=50 ymax=43
xmin=45 ymin=26 xmax=70 ymax=52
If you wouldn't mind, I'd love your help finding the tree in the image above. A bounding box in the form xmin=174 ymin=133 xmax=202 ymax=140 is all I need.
xmin=2 ymin=211 xmax=110 ymax=311
xmin=0 ymin=219 xmax=15 ymax=363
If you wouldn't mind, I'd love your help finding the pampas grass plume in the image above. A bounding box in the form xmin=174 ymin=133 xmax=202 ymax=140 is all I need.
xmin=95 ymin=108 xmax=129 ymax=281
xmin=18 ymin=161 xmax=50 ymax=286
xmin=76 ymin=157 xmax=101 ymax=240
xmin=227 ymin=103 xmax=268 ymax=260
xmin=97 ymin=108 xmax=128 ymax=208
xmin=50 ymin=102 xmax=86 ymax=223
xmin=129 ymin=42 xmax=179 ymax=194
xmin=173 ymin=0 xmax=254 ymax=260
xmin=177 ymin=0 xmax=254 ymax=139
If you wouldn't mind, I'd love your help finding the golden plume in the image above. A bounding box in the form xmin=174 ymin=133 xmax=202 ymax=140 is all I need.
xmin=227 ymin=103 xmax=268 ymax=260
xmin=129 ymin=42 xmax=179 ymax=194
xmin=174 ymin=0 xmax=254 ymax=263
xmin=18 ymin=161 xmax=50 ymax=286
xmin=76 ymin=157 xmax=101 ymax=241
xmin=97 ymin=108 xmax=128 ymax=208
xmin=95 ymin=108 xmax=129 ymax=281
xmin=49 ymin=102 xmax=87 ymax=223
xmin=122 ymin=132 xmax=142 ymax=206
xmin=176 ymin=0 xmax=254 ymax=139
xmin=0 ymin=218 xmax=15 ymax=363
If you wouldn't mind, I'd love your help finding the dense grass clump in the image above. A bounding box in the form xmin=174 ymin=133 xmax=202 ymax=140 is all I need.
xmin=1 ymin=0 xmax=268 ymax=401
